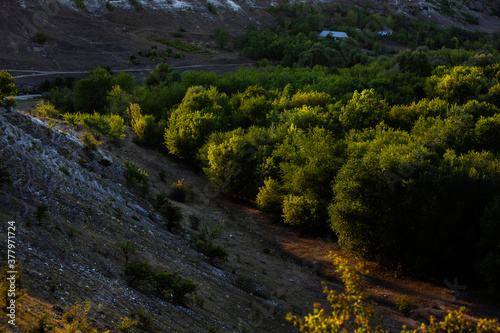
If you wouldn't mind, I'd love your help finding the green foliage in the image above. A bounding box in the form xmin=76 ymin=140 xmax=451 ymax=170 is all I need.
xmin=156 ymin=197 xmax=183 ymax=232
xmin=474 ymin=113 xmax=500 ymax=151
xmin=0 ymin=158 xmax=11 ymax=185
xmin=256 ymin=178 xmax=283 ymax=219
xmin=34 ymin=204 xmax=49 ymax=224
xmin=151 ymin=271 xmax=197 ymax=305
xmin=394 ymin=50 xmax=432 ymax=77
xmin=105 ymin=1 xmax=114 ymax=11
xmin=124 ymin=261 xmax=154 ymax=289
xmin=340 ymin=89 xmax=389 ymax=130
xmin=426 ymin=66 xmax=487 ymax=104
xmin=395 ymin=295 xmax=419 ymax=316
xmin=129 ymin=103 xmax=161 ymax=146
xmin=144 ymin=63 xmax=180 ymax=87
xmin=62 ymin=112 xmax=81 ymax=128
xmin=107 ymin=85 xmax=132 ymax=121
xmin=402 ymin=308 xmax=500 ymax=333
xmin=28 ymin=315 xmax=54 ymax=333
xmin=0 ymin=71 xmax=18 ymax=103
xmin=74 ymin=0 xmax=85 ymax=9
xmin=190 ymin=222 xmax=228 ymax=265
xmin=118 ymin=240 xmax=140 ymax=264
xmin=115 ymin=317 xmax=137 ymax=333
xmin=73 ymin=67 xmax=115 ymax=114
xmin=388 ymin=98 xmax=449 ymax=131
xmin=169 ymin=179 xmax=191 ymax=202
xmin=157 ymin=39 xmax=212 ymax=54
xmin=298 ymin=43 xmax=343 ymax=68
xmin=215 ymin=28 xmax=229 ymax=49
xmin=200 ymin=126 xmax=276 ymax=197
xmin=61 ymin=301 xmax=100 ymax=333
xmin=129 ymin=310 xmax=153 ymax=331
xmin=129 ymin=0 xmax=142 ymax=11
xmin=207 ymin=1 xmax=217 ymax=14
xmin=439 ymin=0 xmax=456 ymax=17
xmin=165 ymin=86 xmax=230 ymax=160
xmin=124 ymin=260 xmax=196 ymax=305
xmin=33 ymin=31 xmax=48 ymax=44
xmin=34 ymin=100 xmax=59 ymax=118
xmin=4 ymin=96 xmax=17 ymax=109
xmin=115 ymin=72 xmax=136 ymax=94
xmin=282 ymin=194 xmax=317 ymax=226
xmin=291 ymin=90 xmax=332 ymax=108
xmin=462 ymin=12 xmax=479 ymax=25
xmin=286 ymin=254 xmax=385 ymax=332
xmin=107 ymin=114 xmax=126 ymax=142
xmin=49 ymin=87 xmax=74 ymax=113
xmin=288 ymin=255 xmax=500 ymax=333
xmin=124 ymin=161 xmax=149 ymax=186
xmin=80 ymin=131 xmax=102 ymax=151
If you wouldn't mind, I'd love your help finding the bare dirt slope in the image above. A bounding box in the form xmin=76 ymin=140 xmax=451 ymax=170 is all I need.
xmin=1 ymin=105 xmax=499 ymax=332
xmin=2 ymin=0 xmax=500 ymax=92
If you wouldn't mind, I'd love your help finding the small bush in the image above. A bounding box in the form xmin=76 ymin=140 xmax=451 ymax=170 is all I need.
xmin=62 ymin=112 xmax=81 ymax=128
xmin=118 ymin=240 xmax=140 ymax=264
xmin=124 ymin=261 xmax=154 ymax=289
xmin=190 ymin=223 xmax=228 ymax=265
xmin=214 ymin=28 xmax=229 ymax=49
xmin=107 ymin=114 xmax=126 ymax=142
xmin=129 ymin=0 xmax=143 ymax=11
xmin=130 ymin=309 xmax=153 ymax=330
xmin=169 ymin=179 xmax=190 ymax=202
xmin=80 ymin=131 xmax=102 ymax=152
xmin=34 ymin=31 xmax=48 ymax=44
xmin=396 ymin=295 xmax=419 ymax=316
xmin=4 ymin=96 xmax=17 ymax=109
xmin=105 ymin=1 xmax=114 ymax=11
xmin=157 ymin=199 xmax=183 ymax=232
xmin=127 ymin=54 xmax=140 ymax=66
xmin=28 ymin=314 xmax=54 ymax=333
xmin=0 ymin=158 xmax=11 ymax=185
xmin=115 ymin=317 xmax=138 ymax=333
xmin=207 ymin=1 xmax=217 ymax=14
xmin=462 ymin=12 xmax=478 ymax=25
xmin=124 ymin=161 xmax=149 ymax=185
xmin=99 ymin=158 xmax=112 ymax=167
xmin=157 ymin=39 xmax=211 ymax=54
xmin=34 ymin=204 xmax=49 ymax=224
xmin=34 ymin=100 xmax=59 ymax=118
xmin=59 ymin=166 xmax=70 ymax=175
xmin=81 ymin=112 xmax=112 ymax=138
xmin=74 ymin=0 xmax=85 ymax=9
xmin=159 ymin=170 xmax=167 ymax=182
xmin=256 ymin=178 xmax=283 ymax=219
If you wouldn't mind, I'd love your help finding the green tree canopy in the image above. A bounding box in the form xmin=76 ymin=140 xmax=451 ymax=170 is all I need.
xmin=0 ymin=71 xmax=17 ymax=102
xmin=73 ymin=67 xmax=115 ymax=114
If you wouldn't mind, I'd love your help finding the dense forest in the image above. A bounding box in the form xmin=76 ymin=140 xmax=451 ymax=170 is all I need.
xmin=5 ymin=2 xmax=500 ymax=296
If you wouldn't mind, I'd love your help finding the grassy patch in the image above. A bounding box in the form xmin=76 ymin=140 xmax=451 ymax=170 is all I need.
xmin=157 ymin=39 xmax=212 ymax=54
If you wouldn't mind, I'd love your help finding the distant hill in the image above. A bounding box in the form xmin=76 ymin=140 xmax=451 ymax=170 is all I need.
xmin=1 ymin=0 xmax=499 ymax=79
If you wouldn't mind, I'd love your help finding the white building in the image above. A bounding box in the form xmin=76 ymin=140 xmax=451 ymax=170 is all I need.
xmin=319 ymin=31 xmax=349 ymax=40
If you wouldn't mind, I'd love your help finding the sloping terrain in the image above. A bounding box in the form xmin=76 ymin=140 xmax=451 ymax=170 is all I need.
xmin=1 ymin=105 xmax=499 ymax=332
xmin=2 ymin=0 xmax=500 ymax=91
xmin=0 ymin=106 xmax=335 ymax=332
